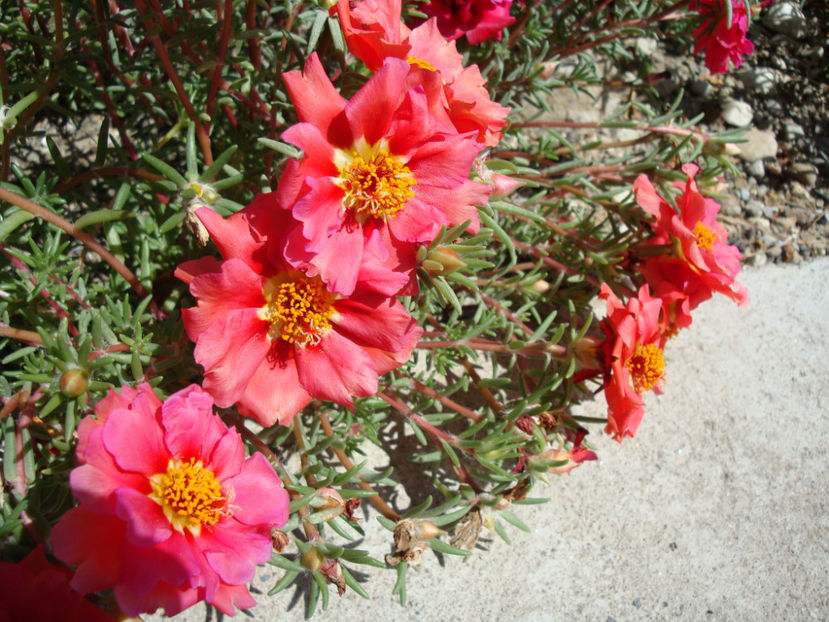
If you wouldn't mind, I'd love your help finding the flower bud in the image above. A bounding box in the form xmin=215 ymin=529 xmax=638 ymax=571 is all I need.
xmin=420 ymin=246 xmax=466 ymax=277
xmin=59 ymin=368 xmax=88 ymax=397
xmin=301 ymin=547 xmax=323 ymax=572
xmin=415 ymin=520 xmax=444 ymax=541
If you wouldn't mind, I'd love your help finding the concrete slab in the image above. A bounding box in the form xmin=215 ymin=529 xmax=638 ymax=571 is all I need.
xmin=149 ymin=257 xmax=829 ymax=622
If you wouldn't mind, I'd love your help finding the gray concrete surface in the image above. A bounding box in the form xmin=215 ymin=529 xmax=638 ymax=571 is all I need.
xmin=151 ymin=257 xmax=829 ymax=622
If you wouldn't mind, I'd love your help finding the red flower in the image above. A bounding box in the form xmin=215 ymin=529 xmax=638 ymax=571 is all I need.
xmin=634 ymin=163 xmax=747 ymax=309
xmin=692 ymin=0 xmax=754 ymax=74
xmin=277 ymin=53 xmax=490 ymax=296
xmin=336 ymin=0 xmax=509 ymax=146
xmin=0 ymin=546 xmax=116 ymax=622
xmin=51 ymin=384 xmax=290 ymax=617
xmin=412 ymin=0 xmax=515 ymax=44
xmin=599 ymin=284 xmax=667 ymax=442
xmin=176 ymin=196 xmax=422 ymax=427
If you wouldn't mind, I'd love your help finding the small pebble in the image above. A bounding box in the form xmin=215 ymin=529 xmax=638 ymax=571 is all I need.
xmin=721 ymin=98 xmax=753 ymax=127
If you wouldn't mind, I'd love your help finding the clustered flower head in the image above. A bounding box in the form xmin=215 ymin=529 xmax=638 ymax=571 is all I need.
xmin=51 ymin=384 xmax=289 ymax=617
xmin=36 ymin=4 xmax=757 ymax=618
xmin=692 ymin=0 xmax=755 ymax=74
xmin=596 ymin=164 xmax=746 ymax=441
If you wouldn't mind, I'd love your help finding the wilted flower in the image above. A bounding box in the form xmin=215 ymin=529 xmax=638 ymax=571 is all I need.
xmin=692 ymin=0 xmax=754 ymax=74
xmin=176 ymin=197 xmax=422 ymax=426
xmin=51 ymin=384 xmax=290 ymax=617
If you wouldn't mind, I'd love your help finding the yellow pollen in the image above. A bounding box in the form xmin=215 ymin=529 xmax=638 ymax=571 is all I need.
xmin=406 ymin=55 xmax=437 ymax=72
xmin=693 ymin=222 xmax=716 ymax=250
xmin=340 ymin=149 xmax=416 ymax=221
xmin=626 ymin=343 xmax=665 ymax=393
xmin=264 ymin=276 xmax=334 ymax=347
xmin=149 ymin=458 xmax=225 ymax=535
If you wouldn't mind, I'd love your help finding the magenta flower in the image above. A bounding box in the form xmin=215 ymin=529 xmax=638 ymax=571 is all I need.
xmin=692 ymin=0 xmax=754 ymax=74
xmin=175 ymin=195 xmax=422 ymax=427
xmin=412 ymin=0 xmax=515 ymax=44
xmin=277 ymin=53 xmax=490 ymax=296
xmin=51 ymin=384 xmax=289 ymax=617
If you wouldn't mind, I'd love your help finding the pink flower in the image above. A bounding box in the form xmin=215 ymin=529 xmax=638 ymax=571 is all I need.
xmin=692 ymin=0 xmax=754 ymax=74
xmin=0 ymin=545 xmax=116 ymax=622
xmin=175 ymin=196 xmax=422 ymax=427
xmin=411 ymin=0 xmax=515 ymax=44
xmin=336 ymin=0 xmax=509 ymax=146
xmin=634 ymin=163 xmax=748 ymax=309
xmin=51 ymin=384 xmax=290 ymax=617
xmin=278 ymin=53 xmax=490 ymax=296
xmin=599 ymin=284 xmax=667 ymax=442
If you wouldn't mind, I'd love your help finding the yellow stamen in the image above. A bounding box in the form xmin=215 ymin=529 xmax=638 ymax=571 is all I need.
xmin=149 ymin=457 xmax=225 ymax=535
xmin=339 ymin=149 xmax=416 ymax=222
xmin=626 ymin=343 xmax=665 ymax=393
xmin=693 ymin=222 xmax=716 ymax=250
xmin=406 ymin=55 xmax=437 ymax=72
xmin=263 ymin=275 xmax=335 ymax=347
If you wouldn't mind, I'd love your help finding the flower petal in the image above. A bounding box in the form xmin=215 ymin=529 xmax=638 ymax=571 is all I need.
xmin=225 ymin=453 xmax=289 ymax=527
xmin=296 ymin=331 xmax=379 ymax=406
xmin=102 ymin=406 xmax=168 ymax=476
xmin=115 ymin=487 xmax=173 ymax=546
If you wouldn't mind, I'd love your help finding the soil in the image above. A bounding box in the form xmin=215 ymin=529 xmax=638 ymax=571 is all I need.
xmin=655 ymin=0 xmax=829 ymax=266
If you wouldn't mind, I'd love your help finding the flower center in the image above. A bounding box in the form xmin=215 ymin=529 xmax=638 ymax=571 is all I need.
xmin=406 ymin=55 xmax=436 ymax=72
xmin=264 ymin=275 xmax=334 ymax=347
xmin=693 ymin=222 xmax=716 ymax=250
xmin=149 ymin=458 xmax=225 ymax=535
xmin=340 ymin=149 xmax=416 ymax=222
xmin=626 ymin=343 xmax=665 ymax=393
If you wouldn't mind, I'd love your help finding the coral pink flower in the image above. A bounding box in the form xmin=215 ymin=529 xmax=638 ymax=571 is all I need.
xmin=175 ymin=196 xmax=422 ymax=427
xmin=51 ymin=384 xmax=289 ymax=617
xmin=278 ymin=53 xmax=490 ymax=296
xmin=599 ymin=284 xmax=667 ymax=442
xmin=0 ymin=545 xmax=116 ymax=622
xmin=336 ymin=0 xmax=509 ymax=146
xmin=692 ymin=0 xmax=754 ymax=74
xmin=412 ymin=0 xmax=515 ymax=44
xmin=634 ymin=163 xmax=747 ymax=309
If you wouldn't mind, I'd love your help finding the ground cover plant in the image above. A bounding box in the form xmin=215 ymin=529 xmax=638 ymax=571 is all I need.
xmin=0 ymin=0 xmax=761 ymax=617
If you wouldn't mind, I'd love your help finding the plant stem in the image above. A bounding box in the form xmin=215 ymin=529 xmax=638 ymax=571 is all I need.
xmin=317 ymin=411 xmax=401 ymax=521
xmin=0 ymin=186 xmax=158 ymax=314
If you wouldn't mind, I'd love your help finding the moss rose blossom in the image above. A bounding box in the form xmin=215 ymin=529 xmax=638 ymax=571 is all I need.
xmin=692 ymin=0 xmax=754 ymax=74
xmin=634 ymin=163 xmax=747 ymax=310
xmin=175 ymin=195 xmax=422 ymax=426
xmin=599 ymin=284 xmax=667 ymax=442
xmin=336 ymin=0 xmax=509 ymax=146
xmin=51 ymin=384 xmax=289 ymax=617
xmin=411 ymin=0 xmax=515 ymax=44
xmin=277 ymin=53 xmax=490 ymax=296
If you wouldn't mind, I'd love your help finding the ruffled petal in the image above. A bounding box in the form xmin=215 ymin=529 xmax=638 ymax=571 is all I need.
xmin=295 ymin=331 xmax=379 ymax=406
xmin=194 ymin=308 xmax=270 ymax=408
xmin=236 ymin=352 xmax=312 ymax=427
xmin=52 ymin=507 xmax=125 ymax=595
xmin=102 ymin=406 xmax=169 ymax=476
xmin=225 ymin=452 xmax=289 ymax=527
xmin=114 ymin=487 xmax=173 ymax=546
